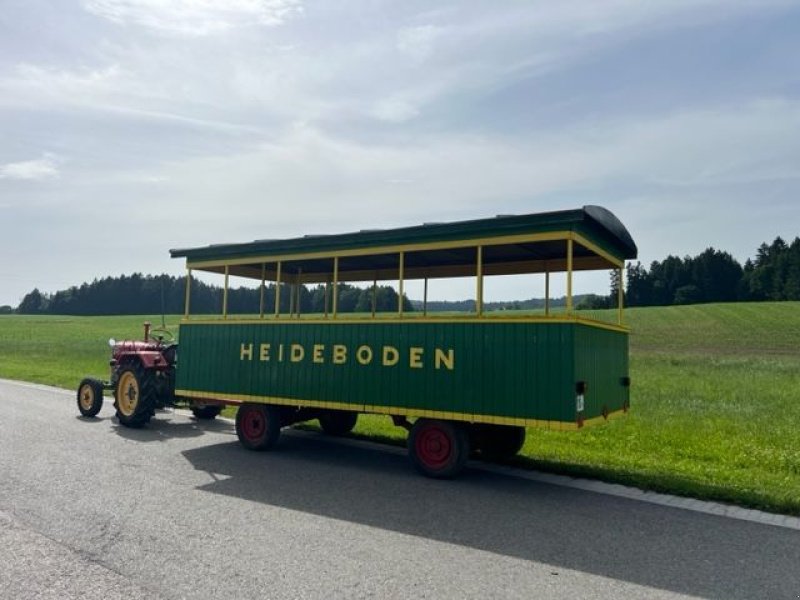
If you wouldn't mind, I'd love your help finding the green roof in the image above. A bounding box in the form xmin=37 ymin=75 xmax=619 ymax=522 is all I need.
xmin=170 ymin=205 xmax=638 ymax=267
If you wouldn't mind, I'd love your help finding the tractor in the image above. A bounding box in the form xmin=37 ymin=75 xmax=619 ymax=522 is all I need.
xmin=76 ymin=322 xmax=221 ymax=426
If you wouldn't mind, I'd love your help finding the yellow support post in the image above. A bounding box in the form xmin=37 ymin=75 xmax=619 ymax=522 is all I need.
xmin=423 ymin=277 xmax=428 ymax=317
xmin=259 ymin=263 xmax=266 ymax=319
xmin=274 ymin=262 xmax=281 ymax=317
xmin=545 ymin=269 xmax=550 ymax=317
xmin=566 ymin=238 xmax=573 ymax=314
xmin=398 ymin=252 xmax=405 ymax=317
xmin=184 ymin=268 xmax=192 ymax=319
xmin=371 ymin=276 xmax=377 ymax=318
xmin=476 ymin=246 xmax=484 ymax=317
xmin=324 ymin=279 xmax=330 ymax=318
xmin=618 ymin=267 xmax=624 ymax=325
xmin=223 ymin=265 xmax=229 ymax=319
xmin=332 ymin=257 xmax=339 ymax=318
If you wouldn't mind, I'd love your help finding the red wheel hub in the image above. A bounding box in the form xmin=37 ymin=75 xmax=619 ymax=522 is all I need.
xmin=415 ymin=425 xmax=452 ymax=468
xmin=241 ymin=408 xmax=265 ymax=441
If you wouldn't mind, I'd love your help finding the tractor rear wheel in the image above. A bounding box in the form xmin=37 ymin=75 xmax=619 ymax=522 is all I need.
xmin=77 ymin=378 xmax=104 ymax=418
xmin=408 ymin=419 xmax=469 ymax=479
xmin=191 ymin=405 xmax=222 ymax=420
xmin=318 ymin=410 xmax=358 ymax=436
xmin=236 ymin=404 xmax=281 ymax=451
xmin=114 ymin=364 xmax=156 ymax=428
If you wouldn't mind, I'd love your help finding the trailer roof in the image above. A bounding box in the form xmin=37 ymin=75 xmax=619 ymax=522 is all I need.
xmin=171 ymin=206 xmax=637 ymax=271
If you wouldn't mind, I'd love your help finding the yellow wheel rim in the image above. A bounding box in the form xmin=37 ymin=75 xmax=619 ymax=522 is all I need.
xmin=79 ymin=384 xmax=95 ymax=412
xmin=116 ymin=371 xmax=140 ymax=417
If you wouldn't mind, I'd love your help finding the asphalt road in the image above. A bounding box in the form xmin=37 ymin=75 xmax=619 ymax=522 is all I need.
xmin=1 ymin=380 xmax=798 ymax=600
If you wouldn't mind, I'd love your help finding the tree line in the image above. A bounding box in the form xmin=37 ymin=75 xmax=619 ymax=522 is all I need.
xmin=15 ymin=273 xmax=413 ymax=316
xmin=625 ymin=237 xmax=800 ymax=306
xmin=10 ymin=236 xmax=800 ymax=315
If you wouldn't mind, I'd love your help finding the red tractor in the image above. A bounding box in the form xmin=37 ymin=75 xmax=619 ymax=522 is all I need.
xmin=76 ymin=322 xmax=221 ymax=426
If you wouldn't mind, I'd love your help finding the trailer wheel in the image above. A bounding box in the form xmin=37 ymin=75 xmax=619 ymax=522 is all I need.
xmin=408 ymin=419 xmax=468 ymax=478
xmin=318 ymin=410 xmax=358 ymax=436
xmin=114 ymin=364 xmax=155 ymax=428
xmin=236 ymin=404 xmax=281 ymax=451
xmin=476 ymin=425 xmax=526 ymax=460
xmin=77 ymin=378 xmax=104 ymax=418
xmin=191 ymin=405 xmax=222 ymax=420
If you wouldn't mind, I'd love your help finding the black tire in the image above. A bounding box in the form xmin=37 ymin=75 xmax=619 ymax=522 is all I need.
xmin=318 ymin=410 xmax=358 ymax=436
xmin=236 ymin=404 xmax=281 ymax=451
xmin=474 ymin=425 xmax=526 ymax=461
xmin=408 ymin=419 xmax=469 ymax=479
xmin=114 ymin=364 xmax=156 ymax=428
xmin=191 ymin=405 xmax=222 ymax=420
xmin=77 ymin=378 xmax=104 ymax=418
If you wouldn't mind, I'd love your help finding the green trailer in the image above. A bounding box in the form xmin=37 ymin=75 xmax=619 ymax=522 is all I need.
xmin=169 ymin=205 xmax=638 ymax=477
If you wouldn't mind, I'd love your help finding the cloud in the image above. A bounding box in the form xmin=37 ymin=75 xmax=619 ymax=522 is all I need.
xmin=0 ymin=154 xmax=60 ymax=181
xmin=81 ymin=0 xmax=303 ymax=36
xmin=396 ymin=25 xmax=443 ymax=62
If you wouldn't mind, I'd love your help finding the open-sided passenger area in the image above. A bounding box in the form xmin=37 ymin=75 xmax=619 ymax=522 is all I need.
xmin=166 ymin=206 xmax=638 ymax=477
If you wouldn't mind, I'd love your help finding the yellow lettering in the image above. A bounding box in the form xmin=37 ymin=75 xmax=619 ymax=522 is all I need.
xmin=313 ymin=344 xmax=325 ymax=364
xmin=409 ymin=347 xmax=424 ymax=369
xmin=240 ymin=343 xmax=253 ymax=361
xmin=332 ymin=344 xmax=347 ymax=364
xmin=259 ymin=343 xmax=271 ymax=361
xmin=290 ymin=344 xmax=305 ymax=362
xmin=434 ymin=348 xmax=454 ymax=370
xmin=356 ymin=345 xmax=373 ymax=365
xmin=278 ymin=344 xmax=284 ymax=362
xmin=382 ymin=346 xmax=399 ymax=366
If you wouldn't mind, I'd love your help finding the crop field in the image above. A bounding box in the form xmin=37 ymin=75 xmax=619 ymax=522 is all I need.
xmin=1 ymin=302 xmax=798 ymax=515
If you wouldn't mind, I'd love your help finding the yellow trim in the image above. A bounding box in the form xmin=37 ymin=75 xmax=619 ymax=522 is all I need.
xmin=544 ymin=270 xmax=550 ymax=316
xmin=186 ymin=231 xmax=576 ymax=270
xmin=175 ymin=388 xmax=628 ymax=431
xmin=617 ymin=267 xmax=624 ymax=326
xmin=178 ymin=314 xmax=630 ymax=333
xmin=572 ymin=232 xmax=624 ymax=269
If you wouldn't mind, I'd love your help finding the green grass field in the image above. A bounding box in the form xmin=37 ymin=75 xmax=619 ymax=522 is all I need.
xmin=1 ymin=303 xmax=798 ymax=515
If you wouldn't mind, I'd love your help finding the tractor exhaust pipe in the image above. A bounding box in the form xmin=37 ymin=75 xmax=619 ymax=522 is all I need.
xmin=143 ymin=321 xmax=151 ymax=342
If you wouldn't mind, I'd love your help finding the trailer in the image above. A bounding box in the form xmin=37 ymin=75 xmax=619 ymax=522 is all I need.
xmin=80 ymin=205 xmax=638 ymax=478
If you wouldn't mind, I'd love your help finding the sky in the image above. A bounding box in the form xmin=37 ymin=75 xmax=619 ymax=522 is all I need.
xmin=1 ymin=0 xmax=799 ymax=306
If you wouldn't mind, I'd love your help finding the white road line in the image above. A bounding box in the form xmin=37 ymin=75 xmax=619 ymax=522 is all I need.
xmin=4 ymin=378 xmax=799 ymax=532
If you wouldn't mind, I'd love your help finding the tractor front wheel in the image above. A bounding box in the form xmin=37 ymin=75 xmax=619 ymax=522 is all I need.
xmin=114 ymin=364 xmax=156 ymax=428
xmin=236 ymin=404 xmax=281 ymax=451
xmin=77 ymin=378 xmax=104 ymax=418
xmin=408 ymin=419 xmax=469 ymax=478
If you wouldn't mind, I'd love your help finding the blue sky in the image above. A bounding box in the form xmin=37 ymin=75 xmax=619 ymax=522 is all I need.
xmin=1 ymin=1 xmax=798 ymax=305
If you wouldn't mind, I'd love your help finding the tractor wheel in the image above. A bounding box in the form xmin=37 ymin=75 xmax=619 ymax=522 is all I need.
xmin=114 ymin=364 xmax=156 ymax=428
xmin=408 ymin=419 xmax=469 ymax=479
xmin=475 ymin=425 xmax=526 ymax=461
xmin=191 ymin=405 xmax=222 ymax=420
xmin=236 ymin=404 xmax=281 ymax=451
xmin=77 ymin=378 xmax=104 ymax=418
xmin=318 ymin=410 xmax=358 ymax=436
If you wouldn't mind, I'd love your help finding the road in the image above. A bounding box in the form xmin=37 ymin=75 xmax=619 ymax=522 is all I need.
xmin=0 ymin=380 xmax=798 ymax=600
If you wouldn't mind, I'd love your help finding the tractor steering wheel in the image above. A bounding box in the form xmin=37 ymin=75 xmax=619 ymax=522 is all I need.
xmin=150 ymin=327 xmax=175 ymax=343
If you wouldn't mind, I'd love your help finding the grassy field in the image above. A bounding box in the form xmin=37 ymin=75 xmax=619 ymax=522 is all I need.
xmin=1 ymin=303 xmax=798 ymax=515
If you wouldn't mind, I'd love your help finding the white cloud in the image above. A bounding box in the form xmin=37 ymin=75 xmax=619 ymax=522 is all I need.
xmin=82 ymin=0 xmax=303 ymax=36
xmin=396 ymin=25 xmax=443 ymax=62
xmin=0 ymin=154 xmax=60 ymax=181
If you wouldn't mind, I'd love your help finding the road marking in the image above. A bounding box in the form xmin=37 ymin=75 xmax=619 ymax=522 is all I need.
xmin=4 ymin=378 xmax=798 ymax=532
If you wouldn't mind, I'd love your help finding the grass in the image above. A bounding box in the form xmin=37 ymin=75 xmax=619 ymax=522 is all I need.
xmin=1 ymin=303 xmax=799 ymax=515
